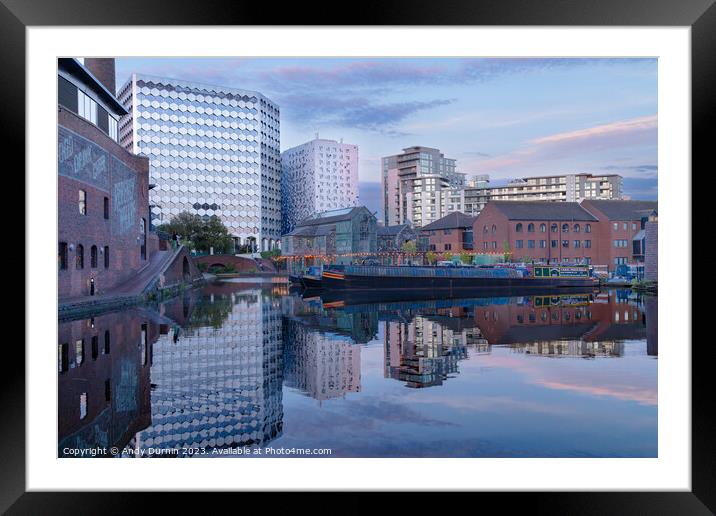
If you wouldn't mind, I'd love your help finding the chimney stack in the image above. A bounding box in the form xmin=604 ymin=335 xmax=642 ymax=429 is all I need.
xmin=84 ymin=58 xmax=117 ymax=95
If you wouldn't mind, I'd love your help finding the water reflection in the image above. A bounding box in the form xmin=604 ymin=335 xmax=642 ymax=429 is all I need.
xmin=58 ymin=286 xmax=657 ymax=458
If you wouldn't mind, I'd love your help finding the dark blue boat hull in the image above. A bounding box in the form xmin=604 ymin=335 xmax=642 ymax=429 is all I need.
xmin=320 ymin=274 xmax=596 ymax=291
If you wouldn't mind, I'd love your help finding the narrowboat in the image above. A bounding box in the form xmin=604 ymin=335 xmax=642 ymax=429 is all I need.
xmin=289 ymin=265 xmax=324 ymax=289
xmin=318 ymin=264 xmax=597 ymax=292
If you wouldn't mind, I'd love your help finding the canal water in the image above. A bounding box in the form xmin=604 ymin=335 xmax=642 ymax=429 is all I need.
xmin=58 ymin=281 xmax=657 ymax=458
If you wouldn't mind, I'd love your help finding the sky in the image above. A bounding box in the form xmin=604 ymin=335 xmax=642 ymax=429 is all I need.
xmin=115 ymin=58 xmax=658 ymax=216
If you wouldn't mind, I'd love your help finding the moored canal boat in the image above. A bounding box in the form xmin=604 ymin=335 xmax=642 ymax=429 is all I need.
xmin=318 ymin=264 xmax=597 ymax=292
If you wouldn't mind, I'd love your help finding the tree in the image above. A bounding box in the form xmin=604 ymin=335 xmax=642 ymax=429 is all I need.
xmin=193 ymin=216 xmax=234 ymax=254
xmin=502 ymin=240 xmax=512 ymax=262
xmin=157 ymin=212 xmax=203 ymax=248
xmin=443 ymin=251 xmax=454 ymax=262
xmin=425 ymin=251 xmax=437 ymax=265
xmin=400 ymin=240 xmax=417 ymax=253
xmin=460 ymin=251 xmax=472 ymax=264
xmin=158 ymin=212 xmax=234 ymax=254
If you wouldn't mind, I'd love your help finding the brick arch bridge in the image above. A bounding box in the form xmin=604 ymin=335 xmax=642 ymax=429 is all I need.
xmin=193 ymin=254 xmax=276 ymax=273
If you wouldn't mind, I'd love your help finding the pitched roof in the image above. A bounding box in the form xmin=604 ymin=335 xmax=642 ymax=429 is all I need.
xmin=487 ymin=201 xmax=598 ymax=221
xmin=378 ymin=224 xmax=411 ymax=236
xmin=421 ymin=212 xmax=475 ymax=231
xmin=582 ymin=200 xmax=658 ymax=220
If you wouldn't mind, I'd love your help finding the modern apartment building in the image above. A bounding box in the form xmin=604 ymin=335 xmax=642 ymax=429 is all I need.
xmin=381 ymin=146 xmax=465 ymax=228
xmin=281 ymin=137 xmax=358 ymax=234
xmin=488 ymin=173 xmax=622 ymax=202
xmin=117 ymin=74 xmax=282 ymax=251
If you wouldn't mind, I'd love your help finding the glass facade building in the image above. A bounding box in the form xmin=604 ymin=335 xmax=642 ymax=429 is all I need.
xmin=118 ymin=74 xmax=282 ymax=251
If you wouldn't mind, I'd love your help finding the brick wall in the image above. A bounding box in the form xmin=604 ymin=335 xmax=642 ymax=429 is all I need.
xmin=645 ymin=221 xmax=658 ymax=281
xmin=58 ymin=108 xmax=150 ymax=299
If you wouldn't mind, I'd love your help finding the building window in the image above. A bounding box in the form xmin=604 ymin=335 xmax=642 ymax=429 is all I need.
xmin=527 ymin=223 xmax=535 ymax=232
xmin=104 ymin=246 xmax=110 ymax=268
xmin=91 ymin=335 xmax=99 ymax=360
xmin=562 ymin=223 xmax=569 ymax=232
xmin=574 ymin=224 xmax=580 ymax=233
xmin=491 ymin=225 xmax=497 ymax=234
xmin=551 ymin=223 xmax=558 ymax=233
xmin=90 ymin=245 xmax=98 ymax=268
xmin=140 ymin=323 xmax=148 ymax=366
xmin=79 ymin=393 xmax=88 ymax=420
xmin=613 ymin=222 xmax=618 ymax=230
xmin=516 ymin=240 xmax=523 ymax=249
xmin=528 ymin=240 xmax=535 ymax=248
xmin=540 ymin=223 xmax=546 ymax=233
xmin=104 ymin=197 xmax=110 ymax=219
xmin=585 ymin=224 xmax=591 ymax=233
xmin=77 ymin=89 xmax=98 ymax=125
xmin=58 ymin=242 xmax=68 ymax=270
xmin=516 ymin=223 xmax=523 ymax=232
xmin=76 ymin=244 xmax=84 ymax=269
xmin=104 ymin=330 xmax=111 ymax=354
xmin=79 ymin=190 xmax=87 ymax=215
xmin=539 ymin=240 xmax=546 ymax=248
xmin=585 ymin=240 xmax=591 ymax=248
xmin=108 ymin=116 xmax=118 ymax=141
xmin=483 ymin=225 xmax=488 ymax=235
xmin=444 ymin=243 xmax=452 ymax=250
xmin=574 ymin=240 xmax=581 ymax=248
xmin=562 ymin=240 xmax=569 ymax=248
xmin=58 ymin=343 xmax=69 ymax=373
xmin=75 ymin=339 xmax=84 ymax=366
xmin=551 ymin=240 xmax=557 ymax=248
xmin=483 ymin=242 xmax=488 ymax=250
xmin=492 ymin=241 xmax=497 ymax=249
xmin=443 ymin=229 xmax=452 ymax=235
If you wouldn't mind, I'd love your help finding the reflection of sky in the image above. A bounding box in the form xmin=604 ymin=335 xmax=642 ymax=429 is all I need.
xmin=273 ymin=337 xmax=656 ymax=458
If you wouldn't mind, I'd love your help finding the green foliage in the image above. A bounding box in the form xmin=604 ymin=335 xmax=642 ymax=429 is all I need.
xmin=196 ymin=262 xmax=208 ymax=272
xmin=400 ymin=240 xmax=417 ymax=254
xmin=502 ymin=240 xmax=512 ymax=262
xmin=261 ymin=249 xmax=281 ymax=259
xmin=442 ymin=251 xmax=454 ymax=262
xmin=158 ymin=212 xmax=234 ymax=254
xmin=459 ymin=251 xmax=471 ymax=264
xmin=425 ymin=251 xmax=437 ymax=264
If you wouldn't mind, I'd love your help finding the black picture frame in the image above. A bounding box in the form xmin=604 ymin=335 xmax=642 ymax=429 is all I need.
xmin=5 ymin=0 xmax=707 ymax=511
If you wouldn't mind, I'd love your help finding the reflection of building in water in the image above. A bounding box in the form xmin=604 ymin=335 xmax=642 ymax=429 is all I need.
xmin=474 ymin=291 xmax=648 ymax=357
xmin=512 ymin=340 xmax=623 ymax=358
xmin=282 ymin=295 xmax=378 ymax=344
xmin=283 ymin=321 xmax=361 ymax=401
xmin=134 ymin=287 xmax=283 ymax=455
xmin=58 ymin=309 xmax=159 ymax=456
xmin=644 ymin=295 xmax=658 ymax=356
xmin=384 ymin=314 xmax=484 ymax=388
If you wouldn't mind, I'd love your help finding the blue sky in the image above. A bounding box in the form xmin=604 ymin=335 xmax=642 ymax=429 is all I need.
xmin=115 ymin=58 xmax=657 ymax=215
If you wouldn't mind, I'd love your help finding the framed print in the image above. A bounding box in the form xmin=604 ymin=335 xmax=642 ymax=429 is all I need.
xmin=6 ymin=0 xmax=710 ymax=511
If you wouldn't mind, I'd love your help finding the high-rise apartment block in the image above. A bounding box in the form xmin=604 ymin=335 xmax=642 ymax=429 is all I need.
xmin=117 ymin=74 xmax=282 ymax=251
xmin=382 ymin=146 xmax=465 ymax=228
xmin=281 ymin=137 xmax=358 ymax=233
xmin=488 ymin=173 xmax=622 ymax=203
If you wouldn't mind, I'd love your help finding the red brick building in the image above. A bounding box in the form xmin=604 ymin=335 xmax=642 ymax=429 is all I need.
xmin=418 ymin=211 xmax=475 ymax=253
xmin=58 ymin=58 xmax=155 ymax=299
xmin=579 ymin=200 xmax=658 ymax=270
xmin=473 ymin=200 xmax=658 ymax=271
xmin=473 ymin=201 xmax=599 ymax=264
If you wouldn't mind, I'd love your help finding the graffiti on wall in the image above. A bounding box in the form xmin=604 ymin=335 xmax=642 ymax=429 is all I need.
xmin=112 ymin=157 xmax=137 ymax=236
xmin=58 ymin=126 xmax=111 ymax=191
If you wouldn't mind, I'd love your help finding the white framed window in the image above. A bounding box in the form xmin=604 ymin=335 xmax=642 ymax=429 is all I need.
xmin=77 ymin=89 xmax=97 ymax=125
